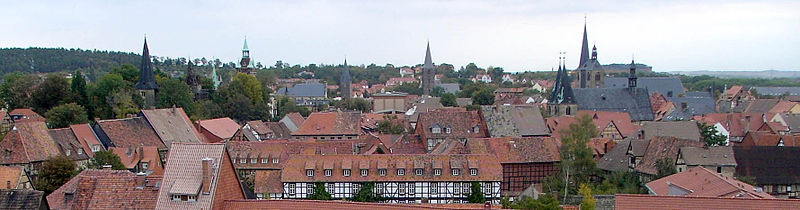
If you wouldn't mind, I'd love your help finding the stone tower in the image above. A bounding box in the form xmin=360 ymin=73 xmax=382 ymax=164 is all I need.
xmin=135 ymin=37 xmax=158 ymax=109
xmin=340 ymin=59 xmax=352 ymax=99
xmin=421 ymin=42 xmax=435 ymax=95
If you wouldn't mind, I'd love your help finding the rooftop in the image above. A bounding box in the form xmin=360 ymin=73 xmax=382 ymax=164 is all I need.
xmin=646 ymin=166 xmax=772 ymax=198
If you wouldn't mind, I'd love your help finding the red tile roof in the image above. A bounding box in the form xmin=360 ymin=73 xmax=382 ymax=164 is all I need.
xmin=228 ymin=140 xmax=354 ymax=170
xmin=0 ymin=166 xmax=24 ymax=189
xmin=69 ymin=124 xmax=102 ymax=158
xmin=254 ymin=170 xmax=282 ymax=194
xmin=196 ymin=117 xmax=240 ymax=140
xmin=465 ymin=137 xmax=561 ymax=163
xmin=95 ymin=117 xmax=166 ymax=150
xmin=48 ymin=128 xmax=90 ymax=161
xmin=8 ymin=109 xmax=44 ymax=123
xmin=740 ymin=131 xmax=800 ymax=147
xmin=692 ymin=113 xmax=766 ymax=138
xmin=141 ymin=108 xmax=203 ymax=147
xmin=416 ymin=110 xmax=487 ymax=140
xmin=222 ymin=199 xmax=496 ymax=210
xmin=646 ymin=166 xmax=773 ymax=198
xmin=109 ymin=146 xmax=164 ymax=176
xmin=615 ymin=194 xmax=800 ymax=210
xmin=285 ymin=112 xmax=306 ymax=127
xmin=46 ymin=169 xmax=160 ymax=210
xmin=0 ymin=121 xmax=61 ymax=164
xmin=292 ymin=112 xmax=361 ymax=136
xmin=769 ymin=100 xmax=799 ymax=113
xmin=546 ymin=112 xmax=638 ymax=140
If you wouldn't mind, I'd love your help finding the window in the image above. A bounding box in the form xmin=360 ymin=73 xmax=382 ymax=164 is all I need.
xmin=454 ymin=183 xmax=461 ymax=195
xmin=307 ymin=184 xmax=314 ymax=194
xmin=142 ymin=162 xmax=149 ymax=170
xmin=250 ymin=158 xmax=256 ymax=164
xmin=324 ymin=169 xmax=332 ymax=177
xmin=451 ymin=169 xmax=460 ymax=176
xmin=343 ymin=169 xmax=351 ymax=177
xmin=77 ymin=149 xmax=83 ymax=155
xmin=463 ymin=183 xmax=470 ymax=195
xmin=379 ymin=169 xmax=386 ymax=176
xmin=66 ymin=150 xmax=71 ymax=156
xmin=187 ymin=195 xmax=196 ymax=202
xmin=409 ymin=183 xmax=415 ymax=195
xmin=483 ymin=182 xmax=492 ymax=195
xmin=261 ymin=158 xmax=268 ymax=164
xmin=398 ymin=183 xmax=406 ymax=194
xmin=473 ymin=126 xmax=479 ymax=133
xmin=415 ymin=169 xmax=423 ymax=176
xmin=352 ymin=183 xmax=360 ymax=194
xmin=445 ymin=127 xmax=451 ymax=134
xmin=717 ymin=167 xmax=722 ymax=173
xmin=306 ymin=169 xmax=314 ymax=177
xmin=376 ymin=183 xmax=384 ymax=195
xmin=172 ymin=194 xmax=181 ymax=201
xmin=432 ymin=127 xmax=441 ymax=134
xmin=469 ymin=168 xmax=477 ymax=176
xmin=397 ymin=169 xmax=405 ymax=176
xmin=434 ymin=169 xmax=441 ymax=176
xmin=327 ymin=183 xmax=334 ymax=192
xmin=240 ymin=158 xmax=246 ymax=164
xmin=431 ymin=182 xmax=438 ymax=194
xmin=273 ymin=158 xmax=279 ymax=164
xmin=289 ymin=184 xmax=296 ymax=195
xmin=92 ymin=145 xmax=100 ymax=152
xmin=361 ymin=169 xmax=368 ymax=177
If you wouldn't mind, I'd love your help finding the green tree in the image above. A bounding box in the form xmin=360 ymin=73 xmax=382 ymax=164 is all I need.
xmin=110 ymin=63 xmax=139 ymax=84
xmin=229 ymin=73 xmax=263 ymax=104
xmin=45 ymin=103 xmax=88 ymax=128
xmin=376 ymin=115 xmax=404 ymax=134
xmin=0 ymin=72 xmax=38 ymax=109
xmin=223 ymin=94 xmax=255 ymax=122
xmin=34 ymin=155 xmax=76 ymax=194
xmin=579 ymin=183 xmax=596 ymax=210
xmin=467 ymin=182 xmax=486 ymax=203
xmin=655 ymin=158 xmax=676 ymax=179
xmin=92 ymin=73 xmax=130 ymax=119
xmin=472 ymin=89 xmax=494 ymax=105
xmin=391 ymin=82 xmax=422 ymax=95
xmin=32 ymin=74 xmax=72 ymax=114
xmin=109 ymin=91 xmax=139 ymax=119
xmin=156 ymin=78 xmax=194 ymax=115
xmin=334 ymin=98 xmax=372 ymax=113
xmin=86 ymin=150 xmax=126 ymax=170
xmin=698 ymin=122 xmax=727 ymax=147
xmin=192 ymin=100 xmax=223 ymax=121
xmin=487 ymin=66 xmax=505 ymax=82
xmin=441 ymin=93 xmax=457 ymax=107
xmin=502 ymin=194 xmax=560 ymax=210
xmin=545 ymin=114 xmax=598 ymax=197
xmin=350 ymin=182 xmax=383 ymax=202
xmin=307 ymin=182 xmax=332 ymax=200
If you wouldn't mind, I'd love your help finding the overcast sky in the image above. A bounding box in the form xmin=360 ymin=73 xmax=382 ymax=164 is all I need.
xmin=1 ymin=0 xmax=798 ymax=72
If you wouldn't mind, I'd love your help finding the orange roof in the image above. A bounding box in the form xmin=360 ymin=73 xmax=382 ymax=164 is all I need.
xmin=46 ymin=169 xmax=160 ymax=210
xmin=0 ymin=121 xmax=61 ymax=164
xmin=292 ymin=112 xmax=360 ymax=136
xmin=577 ymin=110 xmax=637 ymax=137
xmin=769 ymin=100 xmax=799 ymax=113
xmin=615 ymin=194 xmax=800 ymax=210
xmin=223 ymin=199 xmax=497 ymax=210
xmin=466 ymin=137 xmax=561 ymax=163
xmin=8 ymin=109 xmax=44 ymax=123
xmin=646 ymin=166 xmax=774 ymax=198
xmin=726 ymin=86 xmax=743 ymax=97
xmin=196 ymin=117 xmax=240 ymax=139
xmin=70 ymin=124 xmax=102 ymax=158
xmin=0 ymin=166 xmax=24 ymax=189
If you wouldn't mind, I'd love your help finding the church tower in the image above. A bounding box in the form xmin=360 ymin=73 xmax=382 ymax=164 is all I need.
xmin=421 ymin=42 xmax=435 ymax=95
xmin=211 ymin=62 xmax=221 ymax=90
xmin=135 ymin=37 xmax=158 ymax=109
xmin=575 ymin=19 xmax=605 ymax=88
xmin=548 ymin=56 xmax=578 ymax=116
xmin=628 ymin=59 xmax=637 ymax=88
xmin=340 ymin=59 xmax=352 ymax=99
xmin=237 ymin=38 xmax=254 ymax=75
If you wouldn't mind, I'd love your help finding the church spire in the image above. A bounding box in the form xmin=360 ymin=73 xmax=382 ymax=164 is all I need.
xmin=628 ymin=58 xmax=637 ymax=88
xmin=591 ymin=44 xmax=597 ymax=60
xmin=423 ymin=41 xmax=433 ymax=69
xmin=242 ymin=37 xmax=250 ymax=58
xmin=340 ymin=58 xmax=352 ymax=99
xmin=549 ymin=55 xmax=575 ymax=105
xmin=135 ymin=37 xmax=157 ymax=90
xmin=578 ymin=19 xmax=590 ymax=69
xmin=421 ymin=41 xmax=435 ymax=95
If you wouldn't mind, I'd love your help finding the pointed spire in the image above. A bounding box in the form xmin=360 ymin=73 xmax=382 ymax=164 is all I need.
xmin=423 ymin=41 xmax=433 ymax=69
xmin=578 ymin=19 xmax=590 ymax=69
xmin=243 ymin=37 xmax=249 ymax=50
xmin=340 ymin=57 xmax=352 ymax=99
xmin=211 ymin=59 xmax=221 ymax=90
xmin=135 ymin=36 xmax=157 ymax=90
xmin=591 ymin=44 xmax=598 ymax=60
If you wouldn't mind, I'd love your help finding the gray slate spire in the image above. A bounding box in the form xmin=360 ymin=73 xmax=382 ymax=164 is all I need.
xmin=578 ymin=23 xmax=590 ymax=69
xmin=549 ymin=58 xmax=575 ymax=104
xmin=421 ymin=41 xmax=435 ymax=95
xmin=423 ymin=42 xmax=433 ymax=69
xmin=340 ymin=58 xmax=352 ymax=99
xmin=135 ymin=37 xmax=158 ymax=90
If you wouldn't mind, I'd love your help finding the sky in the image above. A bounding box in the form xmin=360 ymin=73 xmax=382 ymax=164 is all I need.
xmin=1 ymin=0 xmax=799 ymax=72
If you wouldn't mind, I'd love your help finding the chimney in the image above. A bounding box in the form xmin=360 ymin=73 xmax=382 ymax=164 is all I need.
xmin=745 ymin=115 xmax=752 ymax=132
xmin=201 ymin=158 xmax=213 ymax=195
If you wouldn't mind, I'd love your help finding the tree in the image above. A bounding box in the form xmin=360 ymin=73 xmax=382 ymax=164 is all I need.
xmin=307 ymin=182 xmax=332 ymax=200
xmin=156 ymin=78 xmax=194 ymax=115
xmin=391 ymin=82 xmax=422 ymax=95
xmin=544 ymin=114 xmax=598 ymax=197
xmin=441 ymin=93 xmax=457 ymax=107
xmin=472 ymin=89 xmax=494 ymax=105
xmin=430 ymin=86 xmax=446 ymax=97
xmin=87 ymin=150 xmax=126 ymax=170
xmin=0 ymin=72 xmax=38 ymax=109
xmin=192 ymin=100 xmax=223 ymax=121
xmin=467 ymin=182 xmax=486 ymax=203
xmin=109 ymin=91 xmax=139 ymax=119
xmin=698 ymin=122 xmax=727 ymax=146
xmin=579 ymin=183 xmax=596 ymax=210
xmin=223 ymin=93 xmax=255 ymax=122
xmin=487 ymin=66 xmax=505 ymax=82
xmin=92 ymin=73 xmax=129 ymax=119
xmin=349 ymin=182 xmax=383 ymax=202
xmin=229 ymin=73 xmax=263 ymax=104
xmin=334 ymin=98 xmax=372 ymax=113
xmin=376 ymin=115 xmax=404 ymax=134
xmin=502 ymin=194 xmax=560 ymax=210
xmin=655 ymin=158 xmax=676 ymax=179
xmin=110 ymin=63 xmax=139 ymax=84
xmin=31 ymin=74 xmax=72 ymax=113
xmin=71 ymin=71 xmax=88 ymax=106
xmin=34 ymin=156 xmax=76 ymax=194
xmin=45 ymin=103 xmax=88 ymax=128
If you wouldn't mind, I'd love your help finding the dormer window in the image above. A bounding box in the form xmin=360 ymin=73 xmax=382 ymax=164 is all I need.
xmin=445 ymin=127 xmax=451 ymax=134
xmin=361 ymin=169 xmax=368 ymax=177
xmin=77 ymin=149 xmax=83 ymax=155
xmin=142 ymin=162 xmax=148 ymax=170
xmin=250 ymin=158 xmax=256 ymax=164
xmin=397 ymin=169 xmax=405 ymax=176
xmin=379 ymin=169 xmax=386 ymax=176
xmin=172 ymin=194 xmax=181 ymax=201
xmin=240 ymin=158 xmax=246 ymax=164
xmin=473 ymin=126 xmax=480 ymax=133
xmin=261 ymin=158 xmax=268 ymax=164
xmin=273 ymin=158 xmax=279 ymax=164
xmin=306 ymin=169 xmax=314 ymax=177
xmin=92 ymin=145 xmax=100 ymax=152
xmin=434 ymin=169 xmax=441 ymax=176
xmin=415 ymin=168 xmax=423 ymax=176
xmin=432 ymin=127 xmax=441 ymax=134
xmin=324 ymin=169 xmax=332 ymax=177
xmin=451 ymin=169 xmax=460 ymax=176
xmin=187 ymin=195 xmax=196 ymax=202
xmin=65 ymin=150 xmax=71 ymax=156
xmin=470 ymin=168 xmax=478 ymax=176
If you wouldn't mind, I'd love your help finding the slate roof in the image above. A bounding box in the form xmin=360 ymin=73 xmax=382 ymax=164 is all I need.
xmin=48 ymin=128 xmax=90 ymax=161
xmin=615 ymin=194 xmax=800 ymax=210
xmin=140 ymin=108 xmax=203 ymax=147
xmin=435 ymin=83 xmax=460 ymax=94
xmin=196 ymin=117 xmax=240 ymax=140
xmin=0 ymin=189 xmax=46 ymax=210
xmin=456 ymin=98 xmax=472 ymax=107
xmin=156 ymin=143 xmax=245 ymax=210
xmin=276 ymin=82 xmax=327 ymax=97
xmin=281 ymin=154 xmax=502 ymax=183
xmin=480 ymin=105 xmax=550 ymax=137
xmin=733 ymin=146 xmax=800 ymax=185
xmin=135 ymin=38 xmax=158 ymax=90
xmin=646 ymin=166 xmax=772 ymax=198
xmin=0 ymin=121 xmax=61 ymax=164
xmin=605 ymin=77 xmax=685 ymax=96
xmin=751 ymin=86 xmax=800 ymax=96
xmin=597 ymin=139 xmax=632 ymax=172
xmin=777 ymin=113 xmax=800 ymax=133
xmin=93 ymin=117 xmax=165 ymax=151
xmin=292 ymin=112 xmax=361 ymax=136
xmin=46 ymin=169 xmax=160 ymax=210
xmin=744 ymin=99 xmax=780 ymax=113
xmin=640 ymin=121 xmax=702 ymax=142
xmin=634 ymin=137 xmax=704 ymax=175
xmin=678 ymin=146 xmax=736 ymax=166
xmin=573 ymin=87 xmax=654 ymax=121
xmin=663 ymin=96 xmax=716 ymax=121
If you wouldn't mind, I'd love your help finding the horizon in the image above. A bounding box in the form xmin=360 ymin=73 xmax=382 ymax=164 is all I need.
xmin=1 ymin=1 xmax=799 ymax=72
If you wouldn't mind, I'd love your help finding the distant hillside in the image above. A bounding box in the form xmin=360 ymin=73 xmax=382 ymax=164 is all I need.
xmin=0 ymin=47 xmax=142 ymax=80
xmin=670 ymin=70 xmax=800 ymax=78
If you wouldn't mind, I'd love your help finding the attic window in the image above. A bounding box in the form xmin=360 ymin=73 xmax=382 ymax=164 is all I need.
xmin=473 ymin=126 xmax=480 ymax=133
xmin=445 ymin=127 xmax=451 ymax=134
xmin=261 ymin=158 xmax=268 ymax=164
xmin=92 ymin=145 xmax=100 ymax=152
xmin=77 ymin=149 xmax=83 ymax=155
xmin=306 ymin=169 xmax=314 ymax=177
xmin=470 ymin=168 xmax=478 ymax=176
xmin=273 ymin=158 xmax=279 ymax=164
xmin=66 ymin=150 xmax=71 ymax=156
xmin=432 ymin=127 xmax=441 ymax=134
